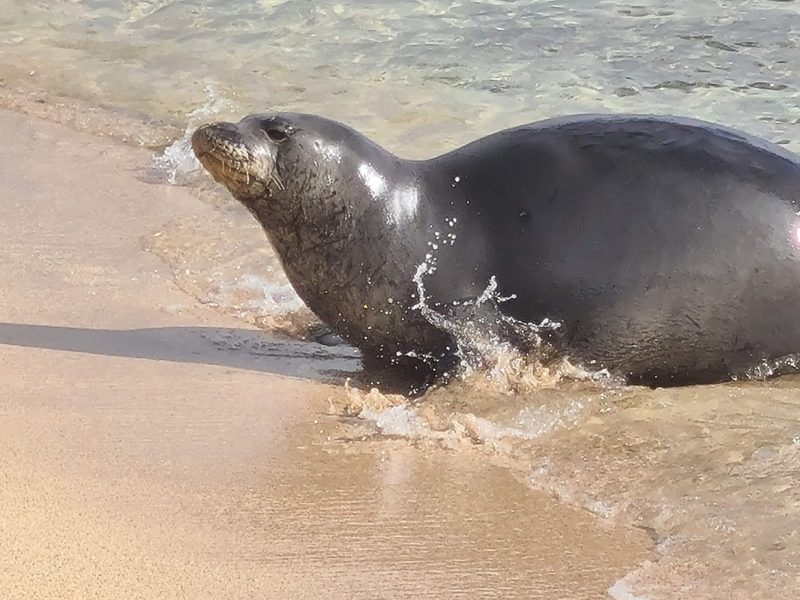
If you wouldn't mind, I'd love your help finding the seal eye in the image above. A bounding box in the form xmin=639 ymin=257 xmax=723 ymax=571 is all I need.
xmin=266 ymin=128 xmax=289 ymax=143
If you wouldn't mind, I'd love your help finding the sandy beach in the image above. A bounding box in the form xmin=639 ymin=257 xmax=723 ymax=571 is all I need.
xmin=0 ymin=109 xmax=652 ymax=598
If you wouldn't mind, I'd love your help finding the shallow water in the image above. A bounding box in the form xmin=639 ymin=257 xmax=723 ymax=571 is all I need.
xmin=336 ymin=378 xmax=800 ymax=599
xmin=3 ymin=0 xmax=800 ymax=152
xmin=4 ymin=1 xmax=800 ymax=597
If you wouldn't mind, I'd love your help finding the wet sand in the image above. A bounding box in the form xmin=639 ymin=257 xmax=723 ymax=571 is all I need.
xmin=0 ymin=109 xmax=651 ymax=598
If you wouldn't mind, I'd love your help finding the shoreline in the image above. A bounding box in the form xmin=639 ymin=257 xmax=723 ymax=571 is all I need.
xmin=0 ymin=79 xmax=185 ymax=149
xmin=0 ymin=106 xmax=653 ymax=598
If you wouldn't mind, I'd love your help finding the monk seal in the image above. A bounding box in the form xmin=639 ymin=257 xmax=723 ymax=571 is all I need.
xmin=192 ymin=112 xmax=800 ymax=386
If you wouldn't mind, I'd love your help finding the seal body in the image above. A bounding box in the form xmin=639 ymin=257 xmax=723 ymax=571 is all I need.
xmin=192 ymin=113 xmax=800 ymax=385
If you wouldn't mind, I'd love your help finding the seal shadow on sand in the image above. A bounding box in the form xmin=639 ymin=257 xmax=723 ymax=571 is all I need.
xmin=0 ymin=322 xmax=362 ymax=383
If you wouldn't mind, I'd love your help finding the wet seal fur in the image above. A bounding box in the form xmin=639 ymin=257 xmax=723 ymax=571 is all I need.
xmin=192 ymin=113 xmax=800 ymax=386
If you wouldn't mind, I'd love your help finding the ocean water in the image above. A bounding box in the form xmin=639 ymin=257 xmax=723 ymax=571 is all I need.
xmin=3 ymin=0 xmax=800 ymax=152
xmin=4 ymin=1 xmax=800 ymax=598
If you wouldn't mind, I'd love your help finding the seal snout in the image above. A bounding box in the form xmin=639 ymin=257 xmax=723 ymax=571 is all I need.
xmin=191 ymin=122 xmax=243 ymax=163
xmin=191 ymin=121 xmax=278 ymax=197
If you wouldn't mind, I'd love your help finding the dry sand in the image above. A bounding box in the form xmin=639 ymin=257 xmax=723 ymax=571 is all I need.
xmin=0 ymin=109 xmax=651 ymax=599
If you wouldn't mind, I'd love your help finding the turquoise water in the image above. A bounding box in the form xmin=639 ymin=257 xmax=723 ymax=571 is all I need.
xmin=2 ymin=0 xmax=800 ymax=153
xmin=5 ymin=2 xmax=800 ymax=598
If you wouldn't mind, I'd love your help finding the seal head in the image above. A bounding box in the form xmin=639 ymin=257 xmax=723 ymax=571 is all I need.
xmin=192 ymin=113 xmax=454 ymax=377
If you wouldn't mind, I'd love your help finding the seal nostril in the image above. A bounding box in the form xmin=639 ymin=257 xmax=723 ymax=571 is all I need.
xmin=267 ymin=128 xmax=288 ymax=143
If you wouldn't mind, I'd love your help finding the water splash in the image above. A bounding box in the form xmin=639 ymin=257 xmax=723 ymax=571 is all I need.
xmin=153 ymin=85 xmax=238 ymax=185
xmin=410 ymin=249 xmax=617 ymax=394
xmin=217 ymin=273 xmax=305 ymax=316
xmin=608 ymin=577 xmax=650 ymax=600
xmin=355 ymin=392 xmax=590 ymax=443
xmin=206 ymin=272 xmax=314 ymax=336
xmin=742 ymin=353 xmax=800 ymax=380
